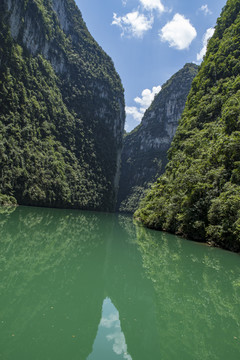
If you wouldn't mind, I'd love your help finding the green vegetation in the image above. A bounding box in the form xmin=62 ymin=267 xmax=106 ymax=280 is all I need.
xmin=135 ymin=0 xmax=240 ymax=252
xmin=0 ymin=0 xmax=124 ymax=211
xmin=118 ymin=63 xmax=198 ymax=213
xmin=119 ymin=185 xmax=148 ymax=213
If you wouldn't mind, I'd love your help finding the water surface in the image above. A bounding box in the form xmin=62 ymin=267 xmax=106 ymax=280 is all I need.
xmin=0 ymin=206 xmax=240 ymax=359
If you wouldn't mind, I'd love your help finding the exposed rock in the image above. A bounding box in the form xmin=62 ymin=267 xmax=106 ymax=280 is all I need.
xmin=135 ymin=0 xmax=240 ymax=252
xmin=0 ymin=0 xmax=125 ymax=211
xmin=118 ymin=63 xmax=198 ymax=213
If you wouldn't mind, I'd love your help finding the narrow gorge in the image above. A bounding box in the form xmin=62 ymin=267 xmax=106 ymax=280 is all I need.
xmin=118 ymin=63 xmax=198 ymax=213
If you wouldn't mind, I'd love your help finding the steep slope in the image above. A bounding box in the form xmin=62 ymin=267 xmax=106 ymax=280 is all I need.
xmin=0 ymin=0 xmax=125 ymax=211
xmin=118 ymin=63 xmax=198 ymax=213
xmin=136 ymin=0 xmax=240 ymax=252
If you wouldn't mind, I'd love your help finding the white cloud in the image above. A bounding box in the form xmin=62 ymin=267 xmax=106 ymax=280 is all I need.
xmin=140 ymin=0 xmax=165 ymax=13
xmin=125 ymin=106 xmax=143 ymax=122
xmin=199 ymin=5 xmax=212 ymax=15
xmin=112 ymin=11 xmax=153 ymax=38
xmin=160 ymin=13 xmax=197 ymax=50
xmin=126 ymin=85 xmax=161 ymax=123
xmin=135 ymin=86 xmax=161 ymax=109
xmin=196 ymin=27 xmax=215 ymax=62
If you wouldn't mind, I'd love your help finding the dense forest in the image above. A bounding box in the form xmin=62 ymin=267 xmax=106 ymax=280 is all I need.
xmin=136 ymin=0 xmax=240 ymax=252
xmin=118 ymin=63 xmax=198 ymax=213
xmin=1 ymin=0 xmax=240 ymax=252
xmin=0 ymin=0 xmax=125 ymax=211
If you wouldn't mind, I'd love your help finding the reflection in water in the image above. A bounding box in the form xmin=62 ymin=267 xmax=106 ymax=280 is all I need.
xmin=88 ymin=298 xmax=132 ymax=360
xmin=0 ymin=206 xmax=240 ymax=360
xmin=0 ymin=207 xmax=107 ymax=360
xmin=0 ymin=206 xmax=159 ymax=360
xmin=133 ymin=224 xmax=240 ymax=360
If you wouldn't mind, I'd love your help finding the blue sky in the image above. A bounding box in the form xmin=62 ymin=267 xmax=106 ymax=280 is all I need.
xmin=76 ymin=0 xmax=227 ymax=132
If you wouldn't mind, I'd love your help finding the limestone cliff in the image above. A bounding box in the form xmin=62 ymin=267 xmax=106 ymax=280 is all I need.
xmin=0 ymin=0 xmax=125 ymax=210
xmin=118 ymin=63 xmax=198 ymax=213
xmin=135 ymin=0 xmax=240 ymax=252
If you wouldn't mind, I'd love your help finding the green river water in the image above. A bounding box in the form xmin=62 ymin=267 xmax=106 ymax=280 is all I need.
xmin=0 ymin=206 xmax=240 ymax=360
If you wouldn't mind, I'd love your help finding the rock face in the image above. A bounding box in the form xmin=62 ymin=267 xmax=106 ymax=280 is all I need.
xmin=118 ymin=63 xmax=198 ymax=213
xmin=0 ymin=0 xmax=125 ymax=210
xmin=135 ymin=0 xmax=240 ymax=252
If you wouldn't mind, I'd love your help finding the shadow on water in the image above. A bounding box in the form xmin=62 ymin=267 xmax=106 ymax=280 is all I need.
xmin=0 ymin=206 xmax=240 ymax=360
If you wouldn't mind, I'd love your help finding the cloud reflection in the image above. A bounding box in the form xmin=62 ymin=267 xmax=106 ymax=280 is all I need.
xmin=92 ymin=297 xmax=132 ymax=360
xmin=100 ymin=312 xmax=120 ymax=329
xmin=107 ymin=332 xmax=132 ymax=360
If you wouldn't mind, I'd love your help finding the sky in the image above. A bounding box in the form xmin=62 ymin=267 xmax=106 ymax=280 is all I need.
xmin=76 ymin=0 xmax=227 ymax=132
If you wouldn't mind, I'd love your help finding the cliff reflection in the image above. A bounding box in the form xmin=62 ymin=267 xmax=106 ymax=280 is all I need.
xmin=133 ymin=224 xmax=240 ymax=360
xmin=0 ymin=206 xmax=159 ymax=360
xmin=0 ymin=206 xmax=107 ymax=360
xmin=0 ymin=207 xmax=240 ymax=360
